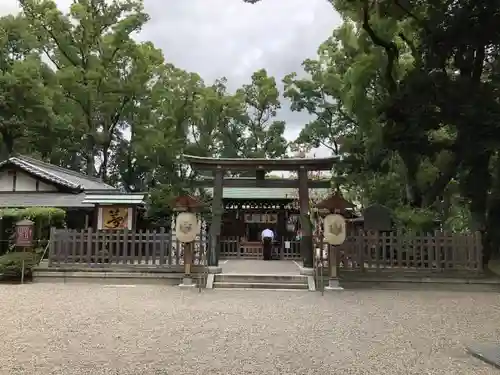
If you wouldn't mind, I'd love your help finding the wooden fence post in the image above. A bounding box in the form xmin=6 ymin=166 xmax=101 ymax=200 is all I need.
xmin=475 ymin=231 xmax=483 ymax=272
xmin=159 ymin=227 xmax=166 ymax=265
xmin=48 ymin=227 xmax=56 ymax=267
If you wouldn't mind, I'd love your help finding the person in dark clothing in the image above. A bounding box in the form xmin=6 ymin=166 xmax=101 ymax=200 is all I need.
xmin=261 ymin=228 xmax=274 ymax=261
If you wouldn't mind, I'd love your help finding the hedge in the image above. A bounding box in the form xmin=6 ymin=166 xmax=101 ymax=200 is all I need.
xmin=0 ymin=250 xmax=43 ymax=278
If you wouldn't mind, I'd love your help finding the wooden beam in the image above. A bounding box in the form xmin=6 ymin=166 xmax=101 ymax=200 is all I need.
xmin=208 ymin=169 xmax=223 ymax=267
xmin=193 ymin=178 xmax=331 ymax=189
xmin=183 ymin=154 xmax=338 ymax=171
xmin=298 ymin=167 xmax=313 ymax=268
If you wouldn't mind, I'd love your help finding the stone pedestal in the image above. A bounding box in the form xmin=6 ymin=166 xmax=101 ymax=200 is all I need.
xmin=299 ymin=266 xmax=314 ymax=276
xmin=325 ymin=245 xmax=343 ymax=290
xmin=325 ymin=278 xmax=343 ymax=291
xmin=179 ymin=276 xmax=196 ymax=289
xmin=208 ymin=266 xmax=222 ymax=274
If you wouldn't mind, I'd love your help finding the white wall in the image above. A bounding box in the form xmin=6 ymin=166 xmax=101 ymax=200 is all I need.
xmin=0 ymin=170 xmax=57 ymax=192
xmin=0 ymin=170 xmax=13 ymax=191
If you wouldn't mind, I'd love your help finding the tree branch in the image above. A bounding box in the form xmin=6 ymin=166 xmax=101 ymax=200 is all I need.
xmin=362 ymin=0 xmax=399 ymax=93
xmin=394 ymin=0 xmax=431 ymax=35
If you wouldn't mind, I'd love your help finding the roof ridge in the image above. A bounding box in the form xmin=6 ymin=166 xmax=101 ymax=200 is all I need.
xmin=9 ymin=157 xmax=80 ymax=189
xmin=16 ymin=155 xmax=113 ymax=186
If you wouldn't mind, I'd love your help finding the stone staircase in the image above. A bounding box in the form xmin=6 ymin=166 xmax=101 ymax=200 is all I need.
xmin=212 ymin=273 xmax=309 ymax=291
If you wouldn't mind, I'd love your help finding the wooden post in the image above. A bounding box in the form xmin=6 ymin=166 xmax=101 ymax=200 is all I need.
xmin=184 ymin=242 xmax=193 ymax=276
xmin=298 ymin=167 xmax=313 ymax=268
xmin=209 ymin=168 xmax=223 ymax=267
xmin=48 ymin=227 xmax=56 ymax=267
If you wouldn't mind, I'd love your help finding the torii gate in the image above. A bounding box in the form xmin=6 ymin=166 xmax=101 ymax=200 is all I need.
xmin=183 ymin=155 xmax=337 ymax=268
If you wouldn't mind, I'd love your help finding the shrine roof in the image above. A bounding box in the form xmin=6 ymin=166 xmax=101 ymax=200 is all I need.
xmin=183 ymin=155 xmax=337 ymax=171
xmin=204 ymin=187 xmax=330 ymax=200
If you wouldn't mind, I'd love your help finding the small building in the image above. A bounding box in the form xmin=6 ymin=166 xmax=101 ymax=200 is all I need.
xmin=205 ymin=186 xmax=329 ymax=242
xmin=0 ymin=155 xmax=145 ymax=230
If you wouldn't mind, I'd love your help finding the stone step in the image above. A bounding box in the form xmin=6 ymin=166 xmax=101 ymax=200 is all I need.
xmin=215 ymin=274 xmax=307 ymax=284
xmin=213 ymin=281 xmax=308 ymax=290
xmin=32 ymin=270 xmax=192 ymax=286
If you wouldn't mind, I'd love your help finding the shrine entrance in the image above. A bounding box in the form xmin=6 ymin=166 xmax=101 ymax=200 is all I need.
xmin=182 ymin=155 xmax=337 ymax=268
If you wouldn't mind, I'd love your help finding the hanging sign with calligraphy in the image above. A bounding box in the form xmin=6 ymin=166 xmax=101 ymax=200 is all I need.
xmin=15 ymin=220 xmax=34 ymax=247
xmin=244 ymin=213 xmax=278 ymax=223
xmin=101 ymin=206 xmax=129 ymax=229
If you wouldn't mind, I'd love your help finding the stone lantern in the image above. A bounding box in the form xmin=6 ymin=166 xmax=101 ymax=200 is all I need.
xmin=171 ymin=195 xmax=205 ymax=289
xmin=313 ymin=192 xmax=355 ymax=292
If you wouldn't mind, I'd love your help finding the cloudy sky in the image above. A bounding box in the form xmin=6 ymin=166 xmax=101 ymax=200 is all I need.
xmin=1 ymin=0 xmax=340 ymax=146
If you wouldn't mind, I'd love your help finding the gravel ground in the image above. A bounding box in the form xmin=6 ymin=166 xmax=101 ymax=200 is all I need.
xmin=1 ymin=284 xmax=500 ymax=375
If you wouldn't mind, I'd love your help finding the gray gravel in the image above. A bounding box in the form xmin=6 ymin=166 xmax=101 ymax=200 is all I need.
xmin=1 ymin=284 xmax=500 ymax=375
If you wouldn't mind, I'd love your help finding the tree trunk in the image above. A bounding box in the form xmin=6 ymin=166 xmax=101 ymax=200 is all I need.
xmin=460 ymin=152 xmax=491 ymax=266
xmin=85 ymin=135 xmax=96 ymax=176
xmin=0 ymin=131 xmax=14 ymax=159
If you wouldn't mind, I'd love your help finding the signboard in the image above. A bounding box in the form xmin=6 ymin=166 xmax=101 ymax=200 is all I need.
xmin=323 ymin=214 xmax=346 ymax=245
xmin=363 ymin=204 xmax=393 ymax=231
xmin=16 ymin=220 xmax=34 ymax=247
xmin=244 ymin=213 xmax=278 ymax=224
xmin=101 ymin=206 xmax=129 ymax=229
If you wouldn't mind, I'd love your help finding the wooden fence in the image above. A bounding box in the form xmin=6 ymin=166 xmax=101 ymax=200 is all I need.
xmin=221 ymin=231 xmax=483 ymax=273
xmin=48 ymin=228 xmax=483 ymax=274
xmin=335 ymin=231 xmax=483 ymax=273
xmin=48 ymin=228 xmax=207 ymax=267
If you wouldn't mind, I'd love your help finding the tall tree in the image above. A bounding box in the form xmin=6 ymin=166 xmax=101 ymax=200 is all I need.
xmin=232 ymin=69 xmax=288 ymax=159
xmin=21 ymin=0 xmax=164 ymax=180
xmin=0 ymin=14 xmax=54 ymax=159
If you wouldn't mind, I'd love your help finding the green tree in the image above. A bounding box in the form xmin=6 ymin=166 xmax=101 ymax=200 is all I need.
xmin=0 ymin=14 xmax=54 ymax=159
xmin=233 ymin=69 xmax=288 ymax=159
xmin=21 ymin=0 xmax=165 ymax=180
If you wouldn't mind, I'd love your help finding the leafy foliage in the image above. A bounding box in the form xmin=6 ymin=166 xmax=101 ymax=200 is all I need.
xmin=0 ymin=251 xmax=42 ymax=279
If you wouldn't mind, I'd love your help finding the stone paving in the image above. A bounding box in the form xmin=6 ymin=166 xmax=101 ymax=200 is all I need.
xmin=1 ymin=284 xmax=499 ymax=375
xmin=220 ymin=259 xmax=301 ymax=274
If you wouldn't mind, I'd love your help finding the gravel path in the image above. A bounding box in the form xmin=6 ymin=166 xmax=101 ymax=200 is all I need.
xmin=1 ymin=284 xmax=499 ymax=375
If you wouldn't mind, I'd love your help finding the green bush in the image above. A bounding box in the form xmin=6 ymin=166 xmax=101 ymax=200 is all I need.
xmin=0 ymin=251 xmax=41 ymax=277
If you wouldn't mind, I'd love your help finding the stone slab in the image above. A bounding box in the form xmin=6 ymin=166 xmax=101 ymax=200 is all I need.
xmin=207 ymin=266 xmax=222 ymax=274
xmin=307 ymin=276 xmax=315 ymax=291
xmin=299 ymin=267 xmax=314 ymax=276
xmin=206 ymin=274 xmax=215 ymax=289
xmin=325 ymin=278 xmax=344 ymax=291
xmin=467 ymin=343 xmax=500 ymax=369
xmin=179 ymin=283 xmax=196 ymax=289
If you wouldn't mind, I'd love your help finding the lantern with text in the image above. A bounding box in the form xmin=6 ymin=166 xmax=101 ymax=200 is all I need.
xmin=15 ymin=219 xmax=34 ymax=248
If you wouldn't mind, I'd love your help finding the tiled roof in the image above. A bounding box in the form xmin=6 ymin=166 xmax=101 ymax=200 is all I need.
xmin=0 ymin=193 xmax=93 ymax=208
xmin=204 ymin=187 xmax=330 ymax=200
xmin=0 ymin=192 xmax=147 ymax=208
xmin=0 ymin=155 xmax=116 ymax=191
xmin=82 ymin=192 xmax=146 ymax=205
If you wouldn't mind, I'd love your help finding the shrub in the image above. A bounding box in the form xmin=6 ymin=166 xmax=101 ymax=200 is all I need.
xmin=0 ymin=250 xmax=42 ymax=278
